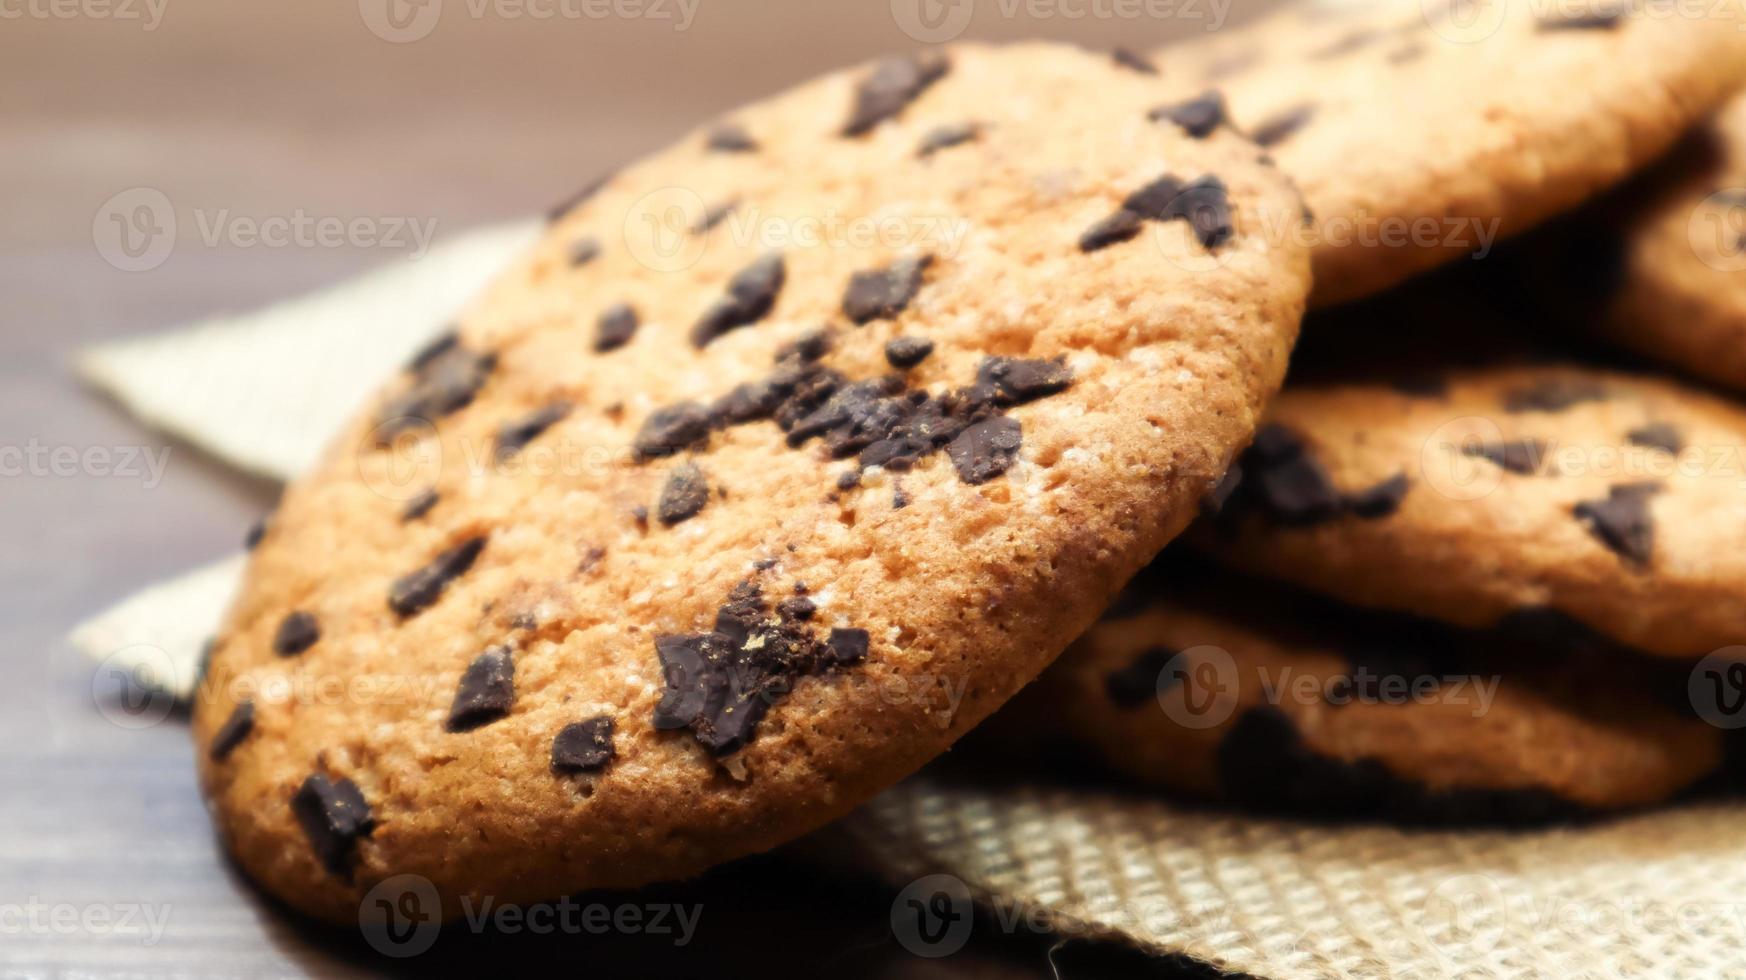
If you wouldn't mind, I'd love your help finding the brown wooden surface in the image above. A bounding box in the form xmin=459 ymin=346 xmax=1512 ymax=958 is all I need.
xmin=1 ymin=2 xmax=1267 ymax=975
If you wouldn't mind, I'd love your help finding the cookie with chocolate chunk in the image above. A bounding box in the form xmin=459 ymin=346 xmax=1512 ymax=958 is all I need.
xmin=995 ymin=564 xmax=1720 ymax=819
xmin=1202 ymin=364 xmax=1746 ymax=660
xmin=192 ymin=43 xmax=1310 ymax=922
xmin=1589 ymin=92 xmax=1746 ymax=393
xmin=1152 ymin=0 xmax=1746 ymax=306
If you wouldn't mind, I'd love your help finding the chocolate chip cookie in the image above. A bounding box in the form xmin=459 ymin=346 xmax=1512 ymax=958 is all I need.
xmin=1153 ymin=0 xmax=1746 ymax=306
xmin=1591 ymin=92 xmax=1746 ymax=392
xmin=191 ymin=43 xmax=1311 ymax=922
xmin=1201 ymin=364 xmax=1746 ymax=660
xmin=998 ymin=562 xmax=1721 ymax=819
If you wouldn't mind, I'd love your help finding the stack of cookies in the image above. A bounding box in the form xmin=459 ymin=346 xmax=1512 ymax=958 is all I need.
xmin=191 ymin=0 xmax=1746 ymax=925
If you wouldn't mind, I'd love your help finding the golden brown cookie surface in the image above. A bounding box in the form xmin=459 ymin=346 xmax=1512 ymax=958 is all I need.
xmin=191 ymin=43 xmax=1311 ymax=923
xmin=1153 ymin=0 xmax=1746 ymax=306
xmin=1003 ymin=565 xmax=1721 ymax=818
xmin=1595 ymin=93 xmax=1746 ymax=392
xmin=1203 ymin=364 xmax=1746 ymax=659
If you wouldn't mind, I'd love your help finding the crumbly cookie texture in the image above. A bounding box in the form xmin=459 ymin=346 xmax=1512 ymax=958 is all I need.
xmin=1200 ymin=363 xmax=1746 ymax=659
xmin=1152 ymin=0 xmax=1746 ymax=306
xmin=996 ymin=565 xmax=1721 ymax=818
xmin=192 ymin=42 xmax=1310 ymax=923
xmin=1596 ymin=92 xmax=1746 ymax=392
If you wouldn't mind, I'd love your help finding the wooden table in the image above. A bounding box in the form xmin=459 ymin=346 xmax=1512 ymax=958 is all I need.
xmin=1 ymin=2 xmax=1258 ymax=974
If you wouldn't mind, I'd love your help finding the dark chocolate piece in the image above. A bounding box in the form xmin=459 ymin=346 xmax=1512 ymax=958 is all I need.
xmin=842 ymin=256 xmax=933 ymax=324
xmin=208 ymin=701 xmax=255 ymax=761
xmin=551 ymin=716 xmax=617 ymax=773
xmin=1574 ymin=482 xmax=1662 ymax=567
xmin=692 ymin=254 xmax=786 ymax=348
xmin=389 ymin=536 xmax=487 ymax=617
xmin=447 ymin=646 xmax=515 ymax=732
xmin=596 ymin=303 xmax=639 ymax=352
xmin=1148 ymin=91 xmax=1227 ymax=138
xmin=657 ymin=462 xmax=711 ymax=526
xmin=273 ymin=611 xmax=320 ymax=657
xmin=291 ymin=774 xmax=375 ymax=878
xmin=842 ymin=52 xmax=950 ymax=137
xmin=495 ymin=401 xmax=571 ymax=461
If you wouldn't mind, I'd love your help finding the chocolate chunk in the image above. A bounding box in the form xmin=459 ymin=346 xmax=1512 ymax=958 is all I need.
xmin=244 ymin=517 xmax=269 ymax=550
xmin=495 ymin=401 xmax=571 ymax=461
xmin=1149 ymin=91 xmax=1227 ymax=138
xmin=778 ymin=596 xmax=817 ymax=621
xmin=1245 ymin=424 xmax=1342 ymax=525
xmin=652 ymin=582 xmax=868 ymax=755
xmin=208 ymin=701 xmax=255 ymax=761
xmin=947 ymin=416 xmax=1023 ymax=484
xmin=595 ymin=303 xmax=639 ymax=352
xmin=978 ymin=357 xmax=1073 ymax=405
xmin=917 ymin=122 xmax=980 ymax=157
xmin=405 ymin=331 xmax=459 ymax=372
xmin=389 ymin=536 xmax=487 ymax=617
xmin=824 ymin=628 xmax=869 ymax=666
xmin=658 ymin=462 xmax=711 ymax=525
xmin=551 ymin=716 xmax=617 ymax=773
xmin=842 ymin=52 xmax=949 ymax=137
xmin=706 ymin=123 xmax=758 ymax=153
xmin=692 ymin=254 xmax=786 ymax=347
xmin=1538 ymin=5 xmax=1626 ymax=29
xmin=447 ymin=646 xmax=515 ymax=732
xmin=376 ymin=342 xmax=497 ymax=441
xmin=1077 ymin=209 xmax=1146 ymax=252
xmin=885 ymin=336 xmax=935 ymax=369
xmin=1091 ymin=174 xmax=1234 ymax=251
xmin=1106 ymin=647 xmax=1178 ymax=709
xmin=842 ymin=255 xmax=933 ymax=324
xmin=1628 ymin=422 xmax=1684 ymax=455
xmin=634 ymin=402 xmax=714 ymax=461
xmin=1463 ymin=439 xmax=1547 ymax=475
xmin=568 ymin=236 xmax=602 ymax=267
xmin=273 ymin=611 xmax=320 ymax=657
xmin=777 ymin=329 xmax=832 ymax=363
xmin=694 ymin=200 xmax=738 ymax=234
xmin=1345 ymin=473 xmax=1410 ymax=518
xmin=291 ymin=774 xmax=374 ymax=878
xmin=402 ymin=489 xmax=439 ymax=522
xmin=836 ymin=469 xmax=862 ymax=491
xmin=1503 ymin=378 xmax=1608 ymax=413
xmin=1575 ymin=482 xmax=1662 ymax=567
xmin=1251 ymin=104 xmax=1314 ymax=147
xmin=547 ymin=175 xmax=611 ymax=223
xmin=1111 ymin=47 xmax=1158 ymax=74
